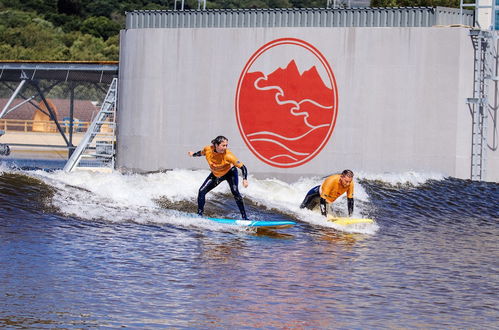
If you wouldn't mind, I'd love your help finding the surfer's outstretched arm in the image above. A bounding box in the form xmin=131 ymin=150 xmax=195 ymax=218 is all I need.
xmin=188 ymin=150 xmax=202 ymax=157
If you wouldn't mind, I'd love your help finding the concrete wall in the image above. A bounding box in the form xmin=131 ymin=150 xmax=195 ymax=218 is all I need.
xmin=117 ymin=26 xmax=499 ymax=182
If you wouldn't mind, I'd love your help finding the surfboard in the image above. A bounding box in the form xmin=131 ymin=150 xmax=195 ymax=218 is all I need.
xmin=205 ymin=217 xmax=296 ymax=229
xmin=326 ymin=216 xmax=374 ymax=226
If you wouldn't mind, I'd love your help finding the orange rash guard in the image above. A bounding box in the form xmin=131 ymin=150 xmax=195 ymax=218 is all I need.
xmin=320 ymin=174 xmax=354 ymax=203
xmin=202 ymin=145 xmax=244 ymax=178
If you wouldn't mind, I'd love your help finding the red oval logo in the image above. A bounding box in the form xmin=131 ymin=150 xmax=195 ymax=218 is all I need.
xmin=235 ymin=38 xmax=338 ymax=168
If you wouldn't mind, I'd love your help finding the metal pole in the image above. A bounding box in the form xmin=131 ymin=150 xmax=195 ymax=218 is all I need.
xmin=68 ymin=83 xmax=76 ymax=158
xmin=1 ymin=80 xmax=62 ymax=117
xmin=0 ymin=79 xmax=27 ymax=119
xmin=1 ymin=96 xmax=35 ymax=116
xmin=492 ymin=0 xmax=497 ymax=30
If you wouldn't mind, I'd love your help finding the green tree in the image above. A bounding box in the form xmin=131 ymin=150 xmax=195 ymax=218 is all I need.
xmin=0 ymin=9 xmax=37 ymax=28
xmin=68 ymin=34 xmax=108 ymax=60
xmin=45 ymin=12 xmax=83 ymax=32
xmin=103 ymin=34 xmax=120 ymax=60
xmin=81 ymin=16 xmax=121 ymax=40
xmin=289 ymin=0 xmax=327 ymax=8
xmin=268 ymin=0 xmax=293 ymax=7
xmin=83 ymin=0 xmax=117 ymax=18
xmin=57 ymin=0 xmax=82 ymax=16
xmin=0 ymin=12 xmax=69 ymax=60
xmin=370 ymin=0 xmax=399 ymax=6
xmin=371 ymin=0 xmax=459 ymax=7
xmin=0 ymin=0 xmax=57 ymax=14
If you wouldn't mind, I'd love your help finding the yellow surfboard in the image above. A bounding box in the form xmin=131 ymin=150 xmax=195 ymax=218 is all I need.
xmin=326 ymin=216 xmax=374 ymax=225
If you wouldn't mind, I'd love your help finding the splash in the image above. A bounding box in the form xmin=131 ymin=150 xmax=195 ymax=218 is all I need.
xmin=23 ymin=169 xmax=257 ymax=233
xmin=16 ymin=168 xmax=393 ymax=235
xmin=6 ymin=164 xmax=448 ymax=235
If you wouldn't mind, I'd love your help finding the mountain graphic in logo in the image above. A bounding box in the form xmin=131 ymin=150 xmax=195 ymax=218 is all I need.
xmin=235 ymin=38 xmax=338 ymax=168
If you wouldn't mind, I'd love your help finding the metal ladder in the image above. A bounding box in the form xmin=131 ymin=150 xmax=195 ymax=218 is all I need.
xmin=467 ymin=30 xmax=496 ymax=180
xmin=63 ymin=78 xmax=117 ymax=172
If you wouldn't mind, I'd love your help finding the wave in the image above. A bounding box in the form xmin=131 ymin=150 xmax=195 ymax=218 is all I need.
xmin=0 ymin=167 xmax=382 ymax=233
xmin=355 ymin=171 xmax=446 ymax=186
xmin=4 ymin=164 xmax=486 ymax=235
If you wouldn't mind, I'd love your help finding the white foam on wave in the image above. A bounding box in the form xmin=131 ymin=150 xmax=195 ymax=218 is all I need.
xmin=240 ymin=175 xmax=378 ymax=234
xmin=6 ymin=165 xmax=448 ymax=234
xmin=355 ymin=170 xmax=446 ymax=186
xmin=29 ymin=168 xmax=254 ymax=233
xmin=24 ymin=168 xmax=384 ymax=234
xmin=0 ymin=162 xmax=8 ymax=175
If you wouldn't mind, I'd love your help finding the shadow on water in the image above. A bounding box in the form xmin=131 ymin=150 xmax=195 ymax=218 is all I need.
xmin=255 ymin=228 xmax=294 ymax=239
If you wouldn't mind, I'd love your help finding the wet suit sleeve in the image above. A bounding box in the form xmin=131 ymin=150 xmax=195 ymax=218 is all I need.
xmin=192 ymin=151 xmax=202 ymax=157
xmin=347 ymin=198 xmax=354 ymax=216
xmin=226 ymin=150 xmax=247 ymax=180
xmin=240 ymin=165 xmax=248 ymax=180
xmin=347 ymin=181 xmax=354 ymax=216
xmin=320 ymin=198 xmax=328 ymax=217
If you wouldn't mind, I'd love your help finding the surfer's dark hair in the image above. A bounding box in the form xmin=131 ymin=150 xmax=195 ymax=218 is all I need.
xmin=342 ymin=169 xmax=354 ymax=177
xmin=211 ymin=135 xmax=228 ymax=146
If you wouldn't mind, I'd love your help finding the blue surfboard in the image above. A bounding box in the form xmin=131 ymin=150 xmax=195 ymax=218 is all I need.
xmin=205 ymin=217 xmax=295 ymax=229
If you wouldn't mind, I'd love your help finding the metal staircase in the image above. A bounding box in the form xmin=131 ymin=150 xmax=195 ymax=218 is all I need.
xmin=467 ymin=30 xmax=496 ymax=180
xmin=63 ymin=78 xmax=117 ymax=172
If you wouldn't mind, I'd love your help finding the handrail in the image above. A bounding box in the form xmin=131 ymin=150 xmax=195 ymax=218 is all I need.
xmin=0 ymin=119 xmax=93 ymax=133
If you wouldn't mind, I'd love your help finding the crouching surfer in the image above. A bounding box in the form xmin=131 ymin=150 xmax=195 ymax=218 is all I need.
xmin=300 ymin=169 xmax=354 ymax=218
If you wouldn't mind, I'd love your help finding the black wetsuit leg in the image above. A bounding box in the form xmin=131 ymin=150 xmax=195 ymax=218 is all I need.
xmin=225 ymin=167 xmax=247 ymax=220
xmin=300 ymin=185 xmax=321 ymax=209
xmin=197 ymin=173 xmax=220 ymax=216
xmin=197 ymin=167 xmax=247 ymax=219
xmin=300 ymin=185 xmax=328 ymax=217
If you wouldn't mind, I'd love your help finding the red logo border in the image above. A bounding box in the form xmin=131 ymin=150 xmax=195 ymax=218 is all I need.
xmin=235 ymin=38 xmax=339 ymax=168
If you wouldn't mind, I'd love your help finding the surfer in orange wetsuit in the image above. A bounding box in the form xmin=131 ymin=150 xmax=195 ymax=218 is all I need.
xmin=300 ymin=169 xmax=354 ymax=217
xmin=188 ymin=136 xmax=249 ymax=220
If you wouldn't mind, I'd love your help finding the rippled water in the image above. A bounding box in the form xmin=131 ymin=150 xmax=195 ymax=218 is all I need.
xmin=1 ymin=160 xmax=498 ymax=328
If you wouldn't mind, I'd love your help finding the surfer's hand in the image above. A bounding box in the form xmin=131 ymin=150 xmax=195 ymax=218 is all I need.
xmin=242 ymin=179 xmax=248 ymax=188
xmin=188 ymin=151 xmax=194 ymax=157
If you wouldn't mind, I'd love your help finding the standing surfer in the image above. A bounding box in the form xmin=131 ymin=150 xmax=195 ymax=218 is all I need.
xmin=188 ymin=135 xmax=249 ymax=220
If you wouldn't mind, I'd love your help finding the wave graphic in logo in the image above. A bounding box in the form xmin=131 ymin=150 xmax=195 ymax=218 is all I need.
xmin=235 ymin=38 xmax=338 ymax=168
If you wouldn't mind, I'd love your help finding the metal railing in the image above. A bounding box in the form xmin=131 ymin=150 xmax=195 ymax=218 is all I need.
xmin=0 ymin=119 xmax=91 ymax=133
xmin=126 ymin=7 xmax=475 ymax=29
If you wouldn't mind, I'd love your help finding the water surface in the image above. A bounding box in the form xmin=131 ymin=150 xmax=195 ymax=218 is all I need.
xmin=1 ymin=160 xmax=498 ymax=328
